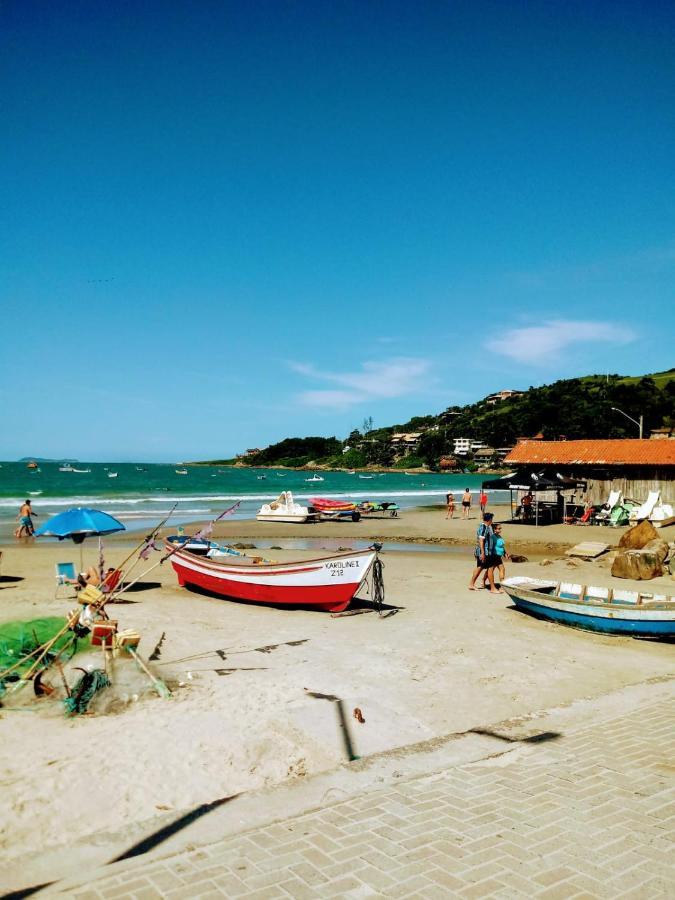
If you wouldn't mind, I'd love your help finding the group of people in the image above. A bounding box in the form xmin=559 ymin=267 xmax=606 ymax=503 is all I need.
xmin=446 ymin=488 xmax=489 ymax=520
xmin=468 ymin=511 xmax=509 ymax=593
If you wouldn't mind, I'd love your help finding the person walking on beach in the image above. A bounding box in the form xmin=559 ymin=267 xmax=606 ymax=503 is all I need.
xmin=445 ymin=492 xmax=455 ymax=519
xmin=461 ymin=488 xmax=472 ymax=519
xmin=491 ymin=523 xmax=509 ymax=586
xmin=479 ymin=490 xmax=488 ymax=513
xmin=469 ymin=512 xmax=501 ymax=593
xmin=15 ymin=499 xmax=37 ymax=538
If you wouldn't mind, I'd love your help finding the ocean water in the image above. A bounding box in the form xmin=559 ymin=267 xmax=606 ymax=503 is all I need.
xmin=0 ymin=462 xmax=503 ymax=535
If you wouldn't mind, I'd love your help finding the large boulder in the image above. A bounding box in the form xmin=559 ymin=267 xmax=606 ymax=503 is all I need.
xmin=641 ymin=539 xmax=670 ymax=565
xmin=611 ymin=549 xmax=664 ymax=580
xmin=619 ymin=519 xmax=658 ymax=550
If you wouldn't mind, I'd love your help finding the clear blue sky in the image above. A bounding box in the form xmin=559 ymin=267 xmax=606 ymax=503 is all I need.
xmin=2 ymin=0 xmax=674 ymax=461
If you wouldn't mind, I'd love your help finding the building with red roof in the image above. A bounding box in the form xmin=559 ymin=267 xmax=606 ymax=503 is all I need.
xmin=504 ymin=439 xmax=675 ymax=505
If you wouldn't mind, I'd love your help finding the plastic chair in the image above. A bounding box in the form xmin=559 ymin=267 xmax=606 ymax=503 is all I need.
xmin=55 ymin=562 xmax=77 ymax=599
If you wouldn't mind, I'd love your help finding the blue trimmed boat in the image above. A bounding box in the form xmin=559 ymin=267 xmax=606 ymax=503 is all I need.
xmin=502 ymin=577 xmax=675 ymax=638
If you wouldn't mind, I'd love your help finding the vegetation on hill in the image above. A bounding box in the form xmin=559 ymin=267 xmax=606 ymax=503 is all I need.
xmin=209 ymin=370 xmax=675 ymax=471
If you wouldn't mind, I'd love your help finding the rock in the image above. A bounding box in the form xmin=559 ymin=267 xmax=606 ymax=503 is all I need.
xmin=598 ymin=551 xmax=618 ymax=569
xmin=232 ymin=542 xmax=257 ymax=550
xmin=611 ymin=549 xmax=664 ymax=580
xmin=618 ymin=519 xmax=658 ymax=550
xmin=565 ymin=559 xmax=580 ymax=568
xmin=539 ymin=559 xmax=553 ymax=567
xmin=510 ymin=554 xmax=528 ymax=563
xmin=641 ymin=539 xmax=669 ymax=564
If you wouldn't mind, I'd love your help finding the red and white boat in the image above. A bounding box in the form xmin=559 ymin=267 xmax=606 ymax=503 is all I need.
xmin=167 ymin=544 xmax=378 ymax=612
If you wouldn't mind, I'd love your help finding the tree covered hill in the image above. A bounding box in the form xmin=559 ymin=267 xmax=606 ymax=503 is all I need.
xmin=204 ymin=369 xmax=675 ymax=470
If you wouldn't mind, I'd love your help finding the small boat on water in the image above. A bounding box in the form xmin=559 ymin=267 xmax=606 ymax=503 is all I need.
xmin=59 ymin=464 xmax=75 ymax=472
xmin=175 ymin=468 xmax=188 ymax=475
xmin=167 ymin=542 xmax=379 ymax=612
xmin=257 ymin=491 xmax=315 ymax=524
xmin=502 ymin=577 xmax=675 ymax=638
xmin=26 ymin=461 xmax=38 ymax=469
xmin=359 ymin=475 xmax=374 ymax=479
xmin=108 ymin=472 xmax=118 ymax=478
xmin=305 ymin=474 xmax=324 ymax=482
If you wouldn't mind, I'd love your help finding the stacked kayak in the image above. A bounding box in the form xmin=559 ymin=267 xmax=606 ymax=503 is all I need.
xmin=310 ymin=498 xmax=361 ymax=522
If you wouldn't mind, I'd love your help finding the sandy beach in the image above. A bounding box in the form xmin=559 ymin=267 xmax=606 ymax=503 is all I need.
xmin=1 ymin=506 xmax=674 ymax=884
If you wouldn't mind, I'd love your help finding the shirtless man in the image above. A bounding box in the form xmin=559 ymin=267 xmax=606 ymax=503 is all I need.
xmin=15 ymin=499 xmax=37 ymax=538
xmin=461 ymin=488 xmax=472 ymax=519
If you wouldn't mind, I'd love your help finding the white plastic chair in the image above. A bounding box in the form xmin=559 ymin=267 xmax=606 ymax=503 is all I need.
xmin=594 ymin=490 xmax=622 ymax=525
xmin=628 ymin=491 xmax=660 ymax=523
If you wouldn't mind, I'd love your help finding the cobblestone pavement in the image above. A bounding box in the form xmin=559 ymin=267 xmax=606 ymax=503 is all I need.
xmin=62 ymin=696 xmax=675 ymax=899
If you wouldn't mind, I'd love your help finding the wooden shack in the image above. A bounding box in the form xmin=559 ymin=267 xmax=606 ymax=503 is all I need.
xmin=504 ymin=439 xmax=675 ymax=505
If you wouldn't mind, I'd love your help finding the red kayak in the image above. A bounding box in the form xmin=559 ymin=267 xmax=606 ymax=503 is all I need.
xmin=168 ymin=544 xmax=377 ymax=612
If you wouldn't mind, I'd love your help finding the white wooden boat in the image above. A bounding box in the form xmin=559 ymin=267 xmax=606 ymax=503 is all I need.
xmin=167 ymin=543 xmax=378 ymax=612
xmin=503 ymin=577 xmax=675 ymax=638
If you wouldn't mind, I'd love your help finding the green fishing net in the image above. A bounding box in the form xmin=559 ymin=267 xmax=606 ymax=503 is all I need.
xmin=0 ymin=617 xmax=89 ymax=688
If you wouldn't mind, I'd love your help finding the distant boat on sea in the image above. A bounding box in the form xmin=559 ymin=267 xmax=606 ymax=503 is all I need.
xmin=108 ymin=472 xmax=118 ymax=478
xmin=60 ymin=465 xmax=90 ymax=473
xmin=26 ymin=461 xmax=38 ymax=469
xmin=175 ymin=468 xmax=188 ymax=475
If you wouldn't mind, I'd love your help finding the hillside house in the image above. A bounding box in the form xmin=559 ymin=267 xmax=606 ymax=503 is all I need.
xmin=484 ymin=389 xmax=524 ymax=405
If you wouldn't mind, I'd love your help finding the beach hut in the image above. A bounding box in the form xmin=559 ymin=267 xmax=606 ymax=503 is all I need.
xmin=482 ymin=471 xmax=586 ymax=526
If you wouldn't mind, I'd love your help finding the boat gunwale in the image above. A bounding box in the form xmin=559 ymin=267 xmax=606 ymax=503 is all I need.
xmin=504 ymin=582 xmax=675 ymax=614
xmin=166 ymin=543 xmax=378 ymax=574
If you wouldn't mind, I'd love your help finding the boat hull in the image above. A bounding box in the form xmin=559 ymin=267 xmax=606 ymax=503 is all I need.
xmin=169 ymin=546 xmax=376 ymax=612
xmin=504 ymin=583 xmax=675 ymax=637
xmin=255 ymin=514 xmax=312 ymax=523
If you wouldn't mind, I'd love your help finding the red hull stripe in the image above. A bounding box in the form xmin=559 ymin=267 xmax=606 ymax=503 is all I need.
xmin=171 ymin=562 xmax=357 ymax=612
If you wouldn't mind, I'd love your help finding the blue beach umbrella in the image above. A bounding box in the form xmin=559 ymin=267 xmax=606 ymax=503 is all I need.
xmin=35 ymin=507 xmax=125 ymax=569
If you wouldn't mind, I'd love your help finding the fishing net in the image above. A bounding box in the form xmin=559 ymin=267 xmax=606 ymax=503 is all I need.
xmin=0 ymin=617 xmax=89 ymax=684
xmin=64 ymin=668 xmax=111 ymax=716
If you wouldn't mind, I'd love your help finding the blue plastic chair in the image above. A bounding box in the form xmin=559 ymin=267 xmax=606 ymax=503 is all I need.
xmin=55 ymin=562 xmax=77 ymax=599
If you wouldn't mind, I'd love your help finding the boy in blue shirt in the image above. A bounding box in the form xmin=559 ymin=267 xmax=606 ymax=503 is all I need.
xmin=492 ymin=523 xmax=509 ymax=585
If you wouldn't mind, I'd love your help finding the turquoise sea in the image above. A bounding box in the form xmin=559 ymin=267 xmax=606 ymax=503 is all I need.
xmin=0 ymin=462 xmax=502 ymax=538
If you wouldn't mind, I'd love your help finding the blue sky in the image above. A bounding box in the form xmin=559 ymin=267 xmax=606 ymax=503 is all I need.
xmin=2 ymin=0 xmax=674 ymax=461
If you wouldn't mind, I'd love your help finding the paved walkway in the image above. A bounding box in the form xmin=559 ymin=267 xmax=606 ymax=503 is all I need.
xmin=56 ymin=692 xmax=675 ymax=899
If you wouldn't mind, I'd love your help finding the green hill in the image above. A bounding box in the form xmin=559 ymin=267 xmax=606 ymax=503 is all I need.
xmin=230 ymin=369 xmax=675 ymax=470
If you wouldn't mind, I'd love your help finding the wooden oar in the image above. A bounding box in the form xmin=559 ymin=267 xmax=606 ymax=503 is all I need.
xmin=126 ymin=646 xmax=171 ymax=699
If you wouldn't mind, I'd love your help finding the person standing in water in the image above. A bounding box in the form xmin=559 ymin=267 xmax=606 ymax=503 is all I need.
xmin=461 ymin=488 xmax=472 ymax=519
xmin=15 ymin=499 xmax=37 ymax=538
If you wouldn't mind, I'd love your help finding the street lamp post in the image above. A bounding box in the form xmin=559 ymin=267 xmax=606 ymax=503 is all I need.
xmin=611 ymin=407 xmax=643 ymax=439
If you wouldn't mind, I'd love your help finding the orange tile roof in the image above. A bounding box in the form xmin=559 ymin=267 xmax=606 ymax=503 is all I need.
xmin=505 ymin=439 xmax=675 ymax=467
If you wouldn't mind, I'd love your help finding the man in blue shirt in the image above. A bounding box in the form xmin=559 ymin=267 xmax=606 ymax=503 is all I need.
xmin=468 ymin=512 xmax=502 ymax=593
